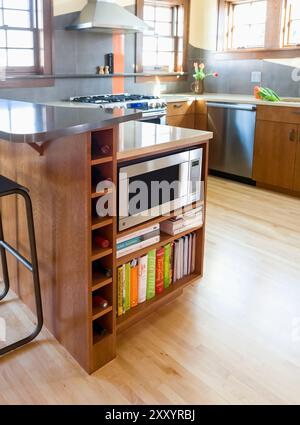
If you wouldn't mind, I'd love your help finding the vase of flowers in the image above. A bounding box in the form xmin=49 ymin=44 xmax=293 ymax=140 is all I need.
xmin=192 ymin=63 xmax=218 ymax=94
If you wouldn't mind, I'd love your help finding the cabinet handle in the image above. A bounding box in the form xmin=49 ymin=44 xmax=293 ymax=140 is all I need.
xmin=289 ymin=129 xmax=297 ymax=142
xmin=173 ymin=104 xmax=184 ymax=109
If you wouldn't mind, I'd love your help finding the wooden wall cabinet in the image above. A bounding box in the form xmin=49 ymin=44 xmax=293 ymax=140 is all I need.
xmin=253 ymin=106 xmax=300 ymax=193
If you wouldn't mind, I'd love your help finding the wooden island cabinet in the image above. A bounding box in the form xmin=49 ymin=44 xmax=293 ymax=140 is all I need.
xmin=0 ymin=100 xmax=212 ymax=373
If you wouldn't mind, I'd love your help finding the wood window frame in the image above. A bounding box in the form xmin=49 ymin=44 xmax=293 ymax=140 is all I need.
xmin=0 ymin=0 xmax=53 ymax=88
xmin=216 ymin=0 xmax=300 ymax=60
xmin=282 ymin=0 xmax=300 ymax=47
xmin=135 ymin=0 xmax=190 ymax=82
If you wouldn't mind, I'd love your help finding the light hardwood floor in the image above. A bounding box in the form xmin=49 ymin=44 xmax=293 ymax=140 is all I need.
xmin=1 ymin=176 xmax=300 ymax=405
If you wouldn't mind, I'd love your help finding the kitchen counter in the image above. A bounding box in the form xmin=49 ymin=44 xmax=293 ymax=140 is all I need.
xmin=117 ymin=121 xmax=213 ymax=161
xmin=0 ymin=99 xmax=142 ymax=143
xmin=164 ymin=92 xmax=300 ymax=108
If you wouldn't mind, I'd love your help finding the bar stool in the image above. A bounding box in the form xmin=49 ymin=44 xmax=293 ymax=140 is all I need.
xmin=0 ymin=175 xmax=43 ymax=356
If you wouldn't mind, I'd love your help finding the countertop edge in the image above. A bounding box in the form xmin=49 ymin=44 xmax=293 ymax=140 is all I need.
xmin=0 ymin=107 xmax=142 ymax=143
xmin=117 ymin=131 xmax=213 ymax=162
xmin=163 ymin=93 xmax=300 ymax=108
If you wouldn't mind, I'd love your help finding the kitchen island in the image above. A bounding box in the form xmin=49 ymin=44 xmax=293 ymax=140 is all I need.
xmin=0 ymin=99 xmax=212 ymax=373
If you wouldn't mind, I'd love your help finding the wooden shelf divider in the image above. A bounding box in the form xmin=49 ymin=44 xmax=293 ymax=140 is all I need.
xmin=91 ymin=188 xmax=113 ymax=199
xmin=91 ymin=247 xmax=112 ymax=261
xmin=116 ymin=225 xmax=203 ymax=267
xmin=91 ymin=216 xmax=113 ymax=231
xmin=92 ymin=274 xmax=112 ymax=291
xmin=92 ymin=305 xmax=113 ymax=321
xmin=116 ymin=201 xmax=204 ymax=239
xmin=91 ymin=156 xmax=113 ymax=166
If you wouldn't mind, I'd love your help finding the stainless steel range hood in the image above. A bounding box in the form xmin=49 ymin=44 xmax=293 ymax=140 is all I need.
xmin=66 ymin=0 xmax=151 ymax=34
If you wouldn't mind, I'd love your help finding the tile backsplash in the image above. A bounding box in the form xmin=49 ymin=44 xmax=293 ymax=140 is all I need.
xmin=0 ymin=11 xmax=299 ymax=102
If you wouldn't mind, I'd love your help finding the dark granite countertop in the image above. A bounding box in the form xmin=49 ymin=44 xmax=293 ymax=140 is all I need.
xmin=0 ymin=99 xmax=142 ymax=143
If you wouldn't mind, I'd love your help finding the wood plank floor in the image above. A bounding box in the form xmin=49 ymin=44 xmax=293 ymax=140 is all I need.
xmin=1 ymin=176 xmax=300 ymax=405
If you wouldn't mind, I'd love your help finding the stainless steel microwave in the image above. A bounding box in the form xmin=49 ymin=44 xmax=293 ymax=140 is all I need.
xmin=118 ymin=148 xmax=203 ymax=231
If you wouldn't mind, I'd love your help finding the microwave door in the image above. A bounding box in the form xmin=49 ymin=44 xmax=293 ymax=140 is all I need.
xmin=119 ymin=175 xmax=129 ymax=220
xmin=118 ymin=152 xmax=190 ymax=231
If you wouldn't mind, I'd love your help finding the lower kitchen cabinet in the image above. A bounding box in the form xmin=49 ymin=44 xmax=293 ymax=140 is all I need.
xmin=194 ymin=114 xmax=207 ymax=131
xmin=294 ymin=142 xmax=300 ymax=193
xmin=253 ymin=121 xmax=298 ymax=190
xmin=167 ymin=114 xmax=195 ymax=129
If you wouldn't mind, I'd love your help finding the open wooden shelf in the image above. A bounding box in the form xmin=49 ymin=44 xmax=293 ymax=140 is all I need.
xmin=91 ymin=188 xmax=113 ymax=199
xmin=92 ymin=305 xmax=113 ymax=321
xmin=117 ymin=201 xmax=204 ymax=238
xmin=93 ymin=329 xmax=111 ymax=345
xmin=91 ymin=216 xmax=113 ymax=231
xmin=117 ymin=273 xmax=201 ymax=333
xmin=116 ymin=225 xmax=203 ymax=267
xmin=91 ymin=156 xmax=113 ymax=166
xmin=92 ymin=272 xmax=112 ymax=292
xmin=91 ymin=247 xmax=113 ymax=262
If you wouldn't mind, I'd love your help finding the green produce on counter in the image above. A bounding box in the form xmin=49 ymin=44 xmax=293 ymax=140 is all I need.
xmin=254 ymin=86 xmax=281 ymax=102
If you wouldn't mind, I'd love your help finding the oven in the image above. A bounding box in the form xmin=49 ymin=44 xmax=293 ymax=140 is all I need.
xmin=118 ymin=148 xmax=203 ymax=231
xmin=138 ymin=110 xmax=166 ymax=125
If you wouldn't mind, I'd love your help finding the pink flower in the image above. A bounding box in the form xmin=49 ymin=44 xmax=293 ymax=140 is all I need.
xmin=213 ymin=72 xmax=219 ymax=77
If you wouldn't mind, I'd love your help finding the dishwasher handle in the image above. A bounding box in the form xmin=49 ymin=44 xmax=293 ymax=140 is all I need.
xmin=207 ymin=102 xmax=257 ymax=112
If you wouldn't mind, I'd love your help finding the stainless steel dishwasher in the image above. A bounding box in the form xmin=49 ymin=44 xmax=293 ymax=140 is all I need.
xmin=207 ymin=102 xmax=257 ymax=182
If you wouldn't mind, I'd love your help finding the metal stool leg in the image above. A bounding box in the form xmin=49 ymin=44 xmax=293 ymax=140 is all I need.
xmin=21 ymin=189 xmax=43 ymax=335
xmin=0 ymin=212 xmax=10 ymax=301
xmin=0 ymin=189 xmax=43 ymax=356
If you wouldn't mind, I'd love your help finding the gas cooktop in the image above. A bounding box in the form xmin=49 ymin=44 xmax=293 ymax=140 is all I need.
xmin=70 ymin=94 xmax=160 ymax=104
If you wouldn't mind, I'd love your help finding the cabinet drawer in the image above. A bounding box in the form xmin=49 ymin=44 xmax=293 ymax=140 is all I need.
xmin=167 ymin=101 xmax=195 ymax=116
xmin=257 ymin=105 xmax=300 ymax=124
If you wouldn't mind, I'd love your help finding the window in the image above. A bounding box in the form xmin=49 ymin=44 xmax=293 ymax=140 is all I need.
xmin=227 ymin=1 xmax=267 ymax=49
xmin=218 ymin=0 xmax=300 ymax=59
xmin=0 ymin=0 xmax=52 ymax=86
xmin=136 ymin=0 xmax=190 ymax=76
xmin=283 ymin=0 xmax=300 ymax=46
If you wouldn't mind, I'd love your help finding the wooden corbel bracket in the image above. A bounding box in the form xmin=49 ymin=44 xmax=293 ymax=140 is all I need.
xmin=27 ymin=141 xmax=51 ymax=156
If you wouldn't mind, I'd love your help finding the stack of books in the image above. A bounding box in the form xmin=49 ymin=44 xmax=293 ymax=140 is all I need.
xmin=117 ymin=232 xmax=197 ymax=316
xmin=160 ymin=206 xmax=203 ymax=236
xmin=117 ymin=224 xmax=160 ymax=259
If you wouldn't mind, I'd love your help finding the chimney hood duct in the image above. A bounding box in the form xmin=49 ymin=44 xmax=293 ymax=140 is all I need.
xmin=66 ymin=0 xmax=151 ymax=34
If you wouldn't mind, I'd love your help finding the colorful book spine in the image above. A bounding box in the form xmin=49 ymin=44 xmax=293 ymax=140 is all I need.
xmin=117 ymin=237 xmax=141 ymax=251
xmin=164 ymin=243 xmax=171 ymax=288
xmin=155 ymin=247 xmax=164 ymax=295
xmin=116 ymin=235 xmax=160 ymax=259
xmin=169 ymin=242 xmax=174 ymax=285
xmin=146 ymin=249 xmax=156 ymax=300
xmin=125 ymin=263 xmax=131 ymax=312
xmin=130 ymin=259 xmax=138 ymax=308
xmin=138 ymin=255 xmax=148 ymax=303
xmin=122 ymin=264 xmax=126 ymax=313
xmin=117 ymin=266 xmax=124 ymax=317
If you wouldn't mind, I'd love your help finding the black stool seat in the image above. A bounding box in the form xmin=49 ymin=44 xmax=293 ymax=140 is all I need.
xmin=0 ymin=174 xmax=43 ymax=356
xmin=0 ymin=175 xmax=27 ymax=195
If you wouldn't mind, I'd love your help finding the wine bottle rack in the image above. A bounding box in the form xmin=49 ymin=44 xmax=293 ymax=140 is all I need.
xmin=89 ymin=127 xmax=117 ymax=371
